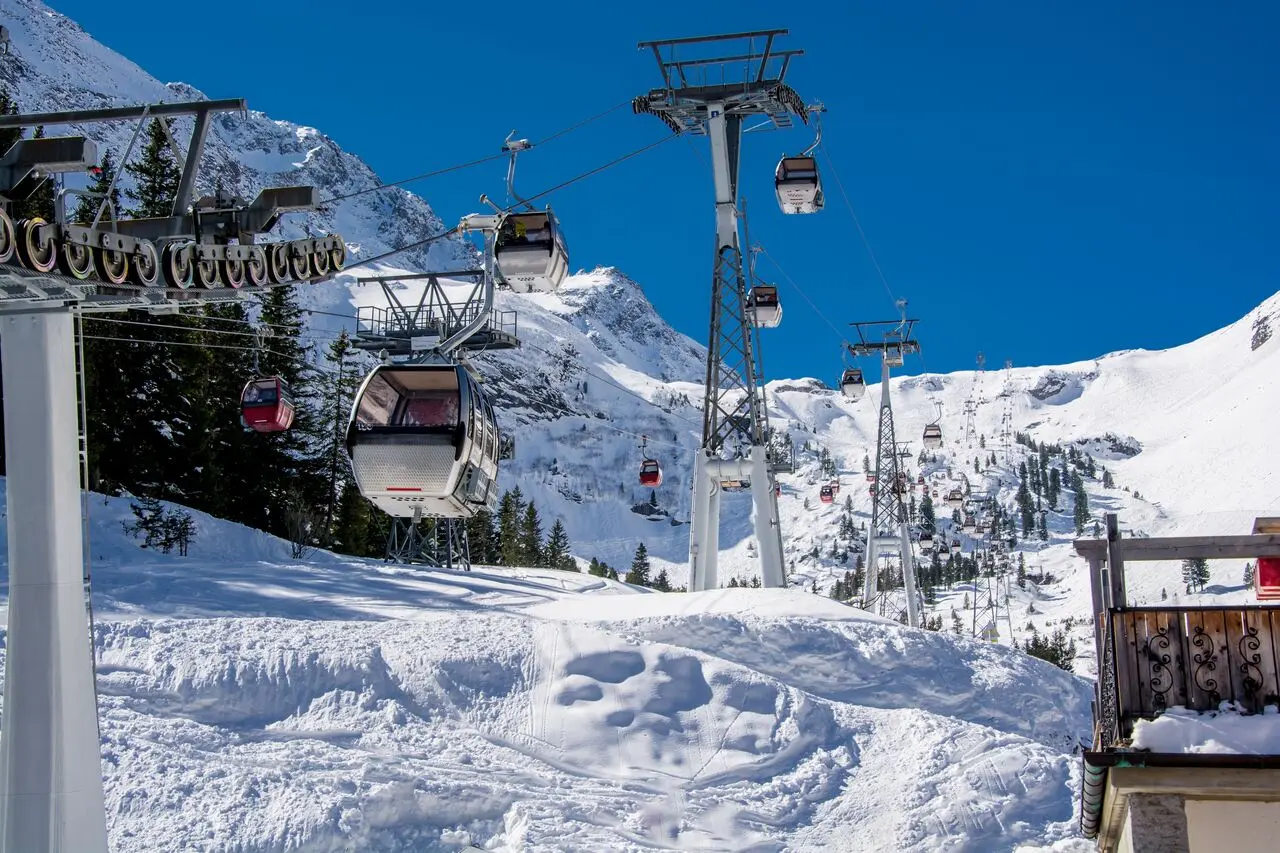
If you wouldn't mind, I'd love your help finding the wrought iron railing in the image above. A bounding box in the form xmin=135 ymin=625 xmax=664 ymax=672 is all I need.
xmin=1096 ymin=606 xmax=1280 ymax=748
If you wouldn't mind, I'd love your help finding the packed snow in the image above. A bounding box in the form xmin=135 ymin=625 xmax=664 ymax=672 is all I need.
xmin=0 ymin=487 xmax=1092 ymax=851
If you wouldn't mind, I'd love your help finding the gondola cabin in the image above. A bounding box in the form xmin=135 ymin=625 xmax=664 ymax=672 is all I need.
xmin=884 ymin=343 xmax=904 ymax=367
xmin=830 ymin=480 xmax=840 ymax=495
xmin=1257 ymin=557 xmax=1280 ymax=602
xmin=639 ymin=458 xmax=663 ymax=488
xmin=241 ymin=377 xmax=295 ymax=433
xmin=840 ymin=369 xmax=865 ymax=401
xmin=346 ymin=364 xmax=500 ymax=518
xmin=774 ymin=156 xmax=824 ymax=215
xmin=747 ymin=285 xmax=782 ymax=328
xmin=819 ymin=485 xmax=834 ymax=504
xmin=920 ymin=531 xmax=934 ymax=548
xmin=917 ymin=473 xmax=925 ymax=485
xmin=495 ymin=210 xmax=569 ymax=293
xmin=922 ymin=424 xmax=943 ymax=449
xmin=946 ymin=489 xmax=964 ymax=509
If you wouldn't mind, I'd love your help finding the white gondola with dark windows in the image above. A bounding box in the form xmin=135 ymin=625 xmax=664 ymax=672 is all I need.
xmin=747 ymin=284 xmax=782 ymax=328
xmin=495 ymin=210 xmax=568 ymax=293
xmin=775 ymin=157 xmax=824 ymax=215
xmin=774 ymin=104 xmax=826 ymax=215
xmin=922 ymin=401 xmax=943 ymax=449
xmin=840 ymin=368 xmax=865 ymax=400
xmin=345 ymin=364 xmax=501 ymax=519
xmin=492 ymin=133 xmax=569 ymax=293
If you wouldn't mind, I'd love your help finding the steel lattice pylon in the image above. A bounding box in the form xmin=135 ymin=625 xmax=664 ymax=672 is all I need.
xmin=846 ymin=314 xmax=922 ymax=627
xmin=634 ymin=30 xmax=813 ymax=592
xmin=386 ymin=513 xmax=472 ymax=570
xmin=861 ymin=355 xmax=921 ymax=626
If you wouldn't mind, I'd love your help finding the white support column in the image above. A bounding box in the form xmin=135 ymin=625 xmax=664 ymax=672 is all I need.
xmin=0 ymin=310 xmax=108 ymax=853
xmin=689 ymin=451 xmax=712 ymax=592
xmin=705 ymin=480 xmax=721 ymax=591
xmin=750 ymin=446 xmax=785 ymax=588
xmin=863 ymin=529 xmax=879 ymax=602
xmin=899 ymin=523 xmax=920 ymax=627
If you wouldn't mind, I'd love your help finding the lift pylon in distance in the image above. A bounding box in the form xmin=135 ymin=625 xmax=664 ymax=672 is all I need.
xmin=634 ymin=29 xmax=815 ymax=593
xmin=847 ymin=310 xmax=924 ymax=627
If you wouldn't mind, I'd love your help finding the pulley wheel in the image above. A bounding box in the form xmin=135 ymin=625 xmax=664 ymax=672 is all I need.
xmin=0 ymin=209 xmax=16 ymax=264
xmin=309 ymin=245 xmax=331 ymax=278
xmin=265 ymin=242 xmax=289 ymax=284
xmin=328 ymin=237 xmax=346 ymax=271
xmin=161 ymin=242 xmax=194 ymax=289
xmin=245 ymin=245 xmax=268 ymax=287
xmin=221 ymin=257 xmax=246 ymax=289
xmin=287 ymin=242 xmax=310 ymax=281
xmin=92 ymin=247 xmax=130 ymax=284
xmin=57 ymin=241 xmax=94 ymax=280
xmin=15 ymin=218 xmax=57 ymax=273
xmin=127 ymin=240 xmax=160 ymax=287
xmin=194 ymin=255 xmax=221 ymax=288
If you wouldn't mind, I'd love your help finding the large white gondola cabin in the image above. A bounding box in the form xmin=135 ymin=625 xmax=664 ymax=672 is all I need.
xmin=495 ymin=210 xmax=569 ymax=293
xmin=346 ymin=365 xmax=501 ymax=518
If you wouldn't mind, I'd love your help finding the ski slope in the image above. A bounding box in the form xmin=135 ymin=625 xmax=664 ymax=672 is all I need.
xmin=0 ymin=487 xmax=1092 ymax=852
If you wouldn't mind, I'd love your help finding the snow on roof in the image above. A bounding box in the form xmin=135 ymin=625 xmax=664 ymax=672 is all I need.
xmin=1130 ymin=703 xmax=1280 ymax=754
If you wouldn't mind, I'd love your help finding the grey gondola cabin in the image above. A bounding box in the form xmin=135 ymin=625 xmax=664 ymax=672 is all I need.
xmin=922 ymin=424 xmax=943 ymax=449
xmin=747 ymin=285 xmax=782 ymax=328
xmin=346 ymin=365 xmax=500 ymax=518
xmin=774 ymin=156 xmax=824 ymax=215
xmin=495 ymin=210 xmax=569 ymax=293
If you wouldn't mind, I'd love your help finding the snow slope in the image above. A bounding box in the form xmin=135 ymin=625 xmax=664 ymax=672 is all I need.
xmin=0 ymin=487 xmax=1092 ymax=852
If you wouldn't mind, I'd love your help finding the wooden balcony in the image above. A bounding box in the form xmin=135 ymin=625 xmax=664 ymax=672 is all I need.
xmin=1095 ymin=606 xmax=1280 ymax=749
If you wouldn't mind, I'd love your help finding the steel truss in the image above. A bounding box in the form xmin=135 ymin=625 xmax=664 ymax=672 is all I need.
xmin=634 ymin=29 xmax=812 ymax=592
xmin=848 ymin=316 xmax=923 ymax=627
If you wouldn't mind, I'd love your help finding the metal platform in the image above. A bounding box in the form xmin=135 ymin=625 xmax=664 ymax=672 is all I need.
xmin=351 ymin=271 xmax=520 ymax=355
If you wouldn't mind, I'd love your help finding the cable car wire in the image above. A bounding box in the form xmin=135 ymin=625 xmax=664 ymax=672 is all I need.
xmin=818 ymin=141 xmax=899 ymax=311
xmin=754 ymin=243 xmax=854 ymax=348
xmin=319 ymin=98 xmax=634 ymax=206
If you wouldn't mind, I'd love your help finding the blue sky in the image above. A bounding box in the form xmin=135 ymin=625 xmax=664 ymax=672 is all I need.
xmin=46 ymin=0 xmax=1280 ymax=380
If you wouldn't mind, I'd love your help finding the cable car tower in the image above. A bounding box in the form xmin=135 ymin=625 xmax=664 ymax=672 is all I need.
xmin=633 ymin=29 xmax=813 ymax=592
xmin=848 ymin=306 xmax=923 ymax=627
xmin=350 ymin=214 xmax=517 ymax=571
xmin=0 ymin=98 xmax=346 ymax=853
xmin=963 ymin=351 xmax=985 ymax=448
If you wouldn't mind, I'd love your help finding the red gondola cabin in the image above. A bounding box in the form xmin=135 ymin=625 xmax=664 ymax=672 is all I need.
xmin=241 ymin=377 xmax=295 ymax=433
xmin=639 ymin=459 xmax=663 ymax=488
xmin=819 ymin=485 xmax=834 ymax=504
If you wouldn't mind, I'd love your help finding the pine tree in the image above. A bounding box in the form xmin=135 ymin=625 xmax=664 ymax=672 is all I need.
xmin=1182 ymin=558 xmax=1210 ymax=594
xmin=1017 ymin=553 xmax=1027 ymax=589
xmin=1244 ymin=562 xmax=1256 ymax=588
xmin=13 ymin=126 xmax=54 ymax=222
xmin=652 ymin=568 xmax=672 ymax=592
xmin=0 ymin=87 xmax=22 ymax=160
xmin=625 ymin=543 xmax=652 ymax=586
xmin=317 ymin=330 xmax=365 ymax=545
xmin=519 ymin=501 xmax=544 ymax=566
xmin=72 ymin=150 xmax=122 ymax=225
xmin=1072 ymin=471 xmax=1090 ymax=535
xmin=544 ymin=519 xmax=573 ymax=570
xmin=496 ymin=488 xmax=525 ymax=565
xmin=466 ymin=509 xmax=498 ymax=565
xmin=125 ymin=119 xmax=182 ymax=217
xmin=919 ymin=492 xmax=936 ymax=533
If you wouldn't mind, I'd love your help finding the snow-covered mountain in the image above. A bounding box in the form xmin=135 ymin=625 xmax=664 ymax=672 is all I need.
xmin=2 ymin=1 xmax=1278 ymax=849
